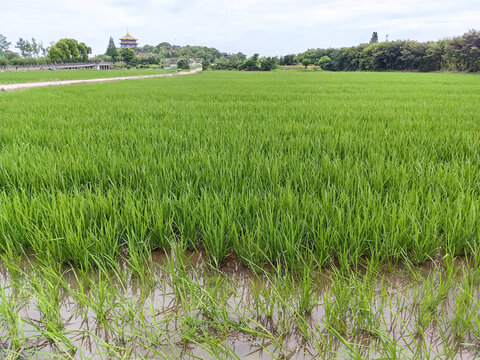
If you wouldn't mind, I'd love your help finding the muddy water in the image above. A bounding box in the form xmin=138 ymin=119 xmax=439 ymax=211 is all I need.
xmin=0 ymin=252 xmax=479 ymax=360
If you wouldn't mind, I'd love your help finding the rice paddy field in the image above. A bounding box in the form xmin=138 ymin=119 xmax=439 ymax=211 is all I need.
xmin=0 ymin=70 xmax=479 ymax=359
xmin=0 ymin=68 xmax=169 ymax=84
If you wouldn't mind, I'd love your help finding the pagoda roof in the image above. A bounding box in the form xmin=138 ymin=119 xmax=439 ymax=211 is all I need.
xmin=120 ymin=31 xmax=137 ymax=41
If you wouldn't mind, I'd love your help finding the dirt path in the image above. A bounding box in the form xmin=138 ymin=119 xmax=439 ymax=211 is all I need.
xmin=0 ymin=68 xmax=202 ymax=92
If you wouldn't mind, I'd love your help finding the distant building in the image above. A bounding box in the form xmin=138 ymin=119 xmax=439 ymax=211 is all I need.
xmin=1 ymin=50 xmax=20 ymax=59
xmin=120 ymin=31 xmax=138 ymax=48
xmin=4 ymin=50 xmax=19 ymax=57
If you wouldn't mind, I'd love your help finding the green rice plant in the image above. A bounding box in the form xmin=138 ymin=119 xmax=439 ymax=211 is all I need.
xmin=198 ymin=194 xmax=235 ymax=267
xmin=323 ymin=271 xmax=352 ymax=336
xmin=471 ymin=310 xmax=480 ymax=347
xmin=163 ymin=242 xmax=191 ymax=307
xmin=375 ymin=328 xmax=412 ymax=360
xmin=311 ymin=326 xmax=338 ymax=360
xmin=0 ymin=286 xmax=25 ymax=351
xmin=85 ymin=271 xmax=120 ymax=325
xmin=20 ymin=264 xmax=77 ymax=356
xmin=437 ymin=323 xmax=456 ymax=360
xmin=0 ymin=68 xmax=168 ymax=84
xmin=323 ymin=323 xmax=364 ymax=360
xmin=350 ymin=263 xmax=381 ymax=336
xmin=248 ymin=274 xmax=275 ymax=319
xmin=413 ymin=266 xmax=454 ymax=337
xmin=296 ymin=263 xmax=318 ymax=316
xmin=1 ymin=71 xmax=479 ymax=269
xmin=26 ymin=267 xmax=65 ymax=337
xmin=452 ymin=269 xmax=478 ymax=339
xmin=134 ymin=296 xmax=178 ymax=352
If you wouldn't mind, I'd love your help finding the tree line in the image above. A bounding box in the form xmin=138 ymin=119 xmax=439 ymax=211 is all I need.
xmin=2 ymin=29 xmax=479 ymax=72
xmin=104 ymin=37 xmax=228 ymax=63
xmin=101 ymin=37 xmax=245 ymax=68
xmin=101 ymin=37 xmax=276 ymax=70
xmin=203 ymin=30 xmax=480 ymax=72
xmin=289 ymin=30 xmax=480 ymax=72
xmin=143 ymin=30 xmax=479 ymax=72
xmin=0 ymin=35 xmax=91 ymax=66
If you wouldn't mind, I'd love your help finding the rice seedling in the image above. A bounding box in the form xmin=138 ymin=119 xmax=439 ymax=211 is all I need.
xmin=323 ymin=272 xmax=352 ymax=336
xmin=350 ymin=263 xmax=381 ymax=337
xmin=0 ymin=286 xmax=25 ymax=352
xmin=452 ymin=269 xmax=479 ymax=339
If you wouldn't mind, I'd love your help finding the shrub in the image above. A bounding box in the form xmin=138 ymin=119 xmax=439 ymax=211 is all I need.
xmin=177 ymin=59 xmax=190 ymax=70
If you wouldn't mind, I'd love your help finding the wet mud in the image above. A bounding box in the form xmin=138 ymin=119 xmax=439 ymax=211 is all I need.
xmin=0 ymin=252 xmax=479 ymax=359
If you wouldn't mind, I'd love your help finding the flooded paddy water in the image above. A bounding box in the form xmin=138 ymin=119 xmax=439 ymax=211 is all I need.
xmin=1 ymin=250 xmax=480 ymax=359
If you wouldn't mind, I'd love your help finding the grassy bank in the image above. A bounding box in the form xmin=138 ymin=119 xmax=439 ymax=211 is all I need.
xmin=0 ymin=67 xmax=170 ymax=84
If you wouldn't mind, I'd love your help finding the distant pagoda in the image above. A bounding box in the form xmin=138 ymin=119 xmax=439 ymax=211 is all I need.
xmin=119 ymin=30 xmax=138 ymax=48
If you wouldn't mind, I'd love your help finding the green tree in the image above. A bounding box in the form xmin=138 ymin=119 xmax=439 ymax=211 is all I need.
xmin=16 ymin=38 xmax=33 ymax=57
xmin=55 ymin=40 xmax=70 ymax=60
xmin=142 ymin=44 xmax=155 ymax=54
xmin=260 ymin=57 xmax=277 ymax=71
xmin=48 ymin=39 xmax=91 ymax=62
xmin=202 ymin=59 xmax=210 ymax=70
xmin=424 ymin=41 xmax=444 ymax=71
xmin=0 ymin=34 xmax=11 ymax=51
xmin=48 ymin=45 xmax=63 ymax=63
xmin=55 ymin=39 xmax=78 ymax=61
xmin=280 ymin=54 xmax=296 ymax=65
xmin=119 ymin=47 xmax=135 ymax=65
xmin=240 ymin=54 xmax=260 ymax=71
xmin=400 ymin=41 xmax=427 ymax=70
xmin=370 ymin=32 xmax=379 ymax=44
xmin=77 ymin=42 xmax=90 ymax=61
xmin=105 ymin=37 xmax=118 ymax=61
xmin=157 ymin=42 xmax=172 ymax=50
xmin=316 ymin=55 xmax=332 ymax=69
xmin=40 ymin=42 xmax=48 ymax=57
xmin=177 ymin=59 xmax=190 ymax=69
xmin=447 ymin=29 xmax=480 ymax=72
xmin=62 ymin=39 xmax=79 ymax=59
xmin=236 ymin=52 xmax=247 ymax=61
xmin=302 ymin=58 xmax=312 ymax=68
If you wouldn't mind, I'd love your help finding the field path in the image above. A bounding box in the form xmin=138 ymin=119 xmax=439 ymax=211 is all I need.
xmin=0 ymin=68 xmax=202 ymax=92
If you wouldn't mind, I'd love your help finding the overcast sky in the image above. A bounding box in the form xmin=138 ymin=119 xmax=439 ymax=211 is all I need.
xmin=1 ymin=0 xmax=479 ymax=56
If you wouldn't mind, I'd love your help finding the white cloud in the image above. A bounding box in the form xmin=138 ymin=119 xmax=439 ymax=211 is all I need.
xmin=1 ymin=0 xmax=479 ymax=56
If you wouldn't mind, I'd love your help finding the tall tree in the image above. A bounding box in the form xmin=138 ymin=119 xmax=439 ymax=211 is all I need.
xmin=48 ymin=38 xmax=91 ymax=62
xmin=40 ymin=42 xmax=48 ymax=57
xmin=119 ymin=47 xmax=135 ymax=65
xmin=77 ymin=42 xmax=90 ymax=61
xmin=370 ymin=32 xmax=379 ymax=44
xmin=280 ymin=54 xmax=296 ymax=65
xmin=105 ymin=37 xmax=118 ymax=61
xmin=16 ymin=38 xmax=33 ymax=57
xmin=0 ymin=34 xmax=11 ymax=51
xmin=240 ymin=53 xmax=260 ymax=70
xmin=30 ymin=38 xmax=40 ymax=58
xmin=302 ymin=58 xmax=312 ymax=68
xmin=260 ymin=57 xmax=277 ymax=71
xmin=48 ymin=45 xmax=63 ymax=63
xmin=317 ymin=55 xmax=332 ymax=69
